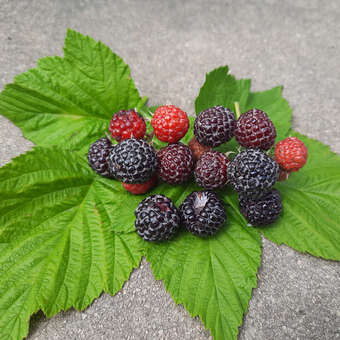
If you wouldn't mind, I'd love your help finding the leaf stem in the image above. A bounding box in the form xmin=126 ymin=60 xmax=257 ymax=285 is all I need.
xmin=224 ymin=151 xmax=235 ymax=159
xmin=145 ymin=131 xmax=155 ymax=143
xmin=234 ymin=102 xmax=241 ymax=120
xmin=278 ymin=169 xmax=290 ymax=181
xmin=105 ymin=131 xmax=116 ymax=144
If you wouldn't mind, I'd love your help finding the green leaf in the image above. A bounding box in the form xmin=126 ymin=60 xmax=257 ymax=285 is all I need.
xmin=195 ymin=66 xmax=251 ymax=114
xmin=146 ymin=184 xmax=262 ymax=340
xmin=260 ymin=131 xmax=340 ymax=260
xmin=0 ymin=147 xmax=143 ymax=339
xmin=0 ymin=29 xmax=146 ymax=153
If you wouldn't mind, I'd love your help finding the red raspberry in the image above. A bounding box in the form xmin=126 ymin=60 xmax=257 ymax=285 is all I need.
xmin=109 ymin=109 xmax=146 ymax=142
xmin=151 ymin=105 xmax=189 ymax=143
xmin=275 ymin=137 xmax=308 ymax=172
xmin=123 ymin=174 xmax=157 ymax=195
xmin=188 ymin=136 xmax=212 ymax=161
xmin=234 ymin=109 xmax=276 ymax=150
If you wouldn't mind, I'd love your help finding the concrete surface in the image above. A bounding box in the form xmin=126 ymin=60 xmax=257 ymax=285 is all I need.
xmin=1 ymin=0 xmax=340 ymax=339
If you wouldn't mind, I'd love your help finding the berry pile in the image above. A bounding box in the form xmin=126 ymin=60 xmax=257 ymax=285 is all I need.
xmin=87 ymin=103 xmax=308 ymax=242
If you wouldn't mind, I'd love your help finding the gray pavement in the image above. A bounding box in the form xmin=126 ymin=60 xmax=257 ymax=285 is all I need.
xmin=1 ymin=0 xmax=340 ymax=339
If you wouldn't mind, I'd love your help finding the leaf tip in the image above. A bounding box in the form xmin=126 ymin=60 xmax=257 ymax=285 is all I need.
xmin=65 ymin=27 xmax=77 ymax=38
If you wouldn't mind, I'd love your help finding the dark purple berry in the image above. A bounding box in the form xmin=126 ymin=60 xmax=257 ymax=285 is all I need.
xmin=227 ymin=149 xmax=279 ymax=196
xmin=194 ymin=105 xmax=236 ymax=147
xmin=239 ymin=189 xmax=282 ymax=226
xmin=158 ymin=143 xmax=194 ymax=185
xmin=87 ymin=137 xmax=115 ymax=178
xmin=195 ymin=151 xmax=229 ymax=190
xmin=234 ymin=109 xmax=276 ymax=150
xmin=180 ymin=191 xmax=226 ymax=237
xmin=108 ymin=138 xmax=158 ymax=184
xmin=135 ymin=194 xmax=180 ymax=241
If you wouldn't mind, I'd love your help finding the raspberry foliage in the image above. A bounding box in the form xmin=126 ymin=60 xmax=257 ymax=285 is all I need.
xmin=135 ymin=194 xmax=180 ymax=241
xmin=108 ymin=138 xmax=158 ymax=184
xmin=1 ymin=31 xmax=340 ymax=340
xmin=0 ymin=29 xmax=147 ymax=153
xmin=0 ymin=147 xmax=144 ymax=340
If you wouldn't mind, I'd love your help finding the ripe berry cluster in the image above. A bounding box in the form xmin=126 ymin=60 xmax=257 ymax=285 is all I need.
xmin=87 ymin=104 xmax=308 ymax=242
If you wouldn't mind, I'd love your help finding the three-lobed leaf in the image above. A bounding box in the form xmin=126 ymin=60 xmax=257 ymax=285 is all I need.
xmin=0 ymin=29 xmax=147 ymax=153
xmin=0 ymin=148 xmax=143 ymax=339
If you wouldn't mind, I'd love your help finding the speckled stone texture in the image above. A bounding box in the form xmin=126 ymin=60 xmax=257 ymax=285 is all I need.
xmin=0 ymin=0 xmax=339 ymax=339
